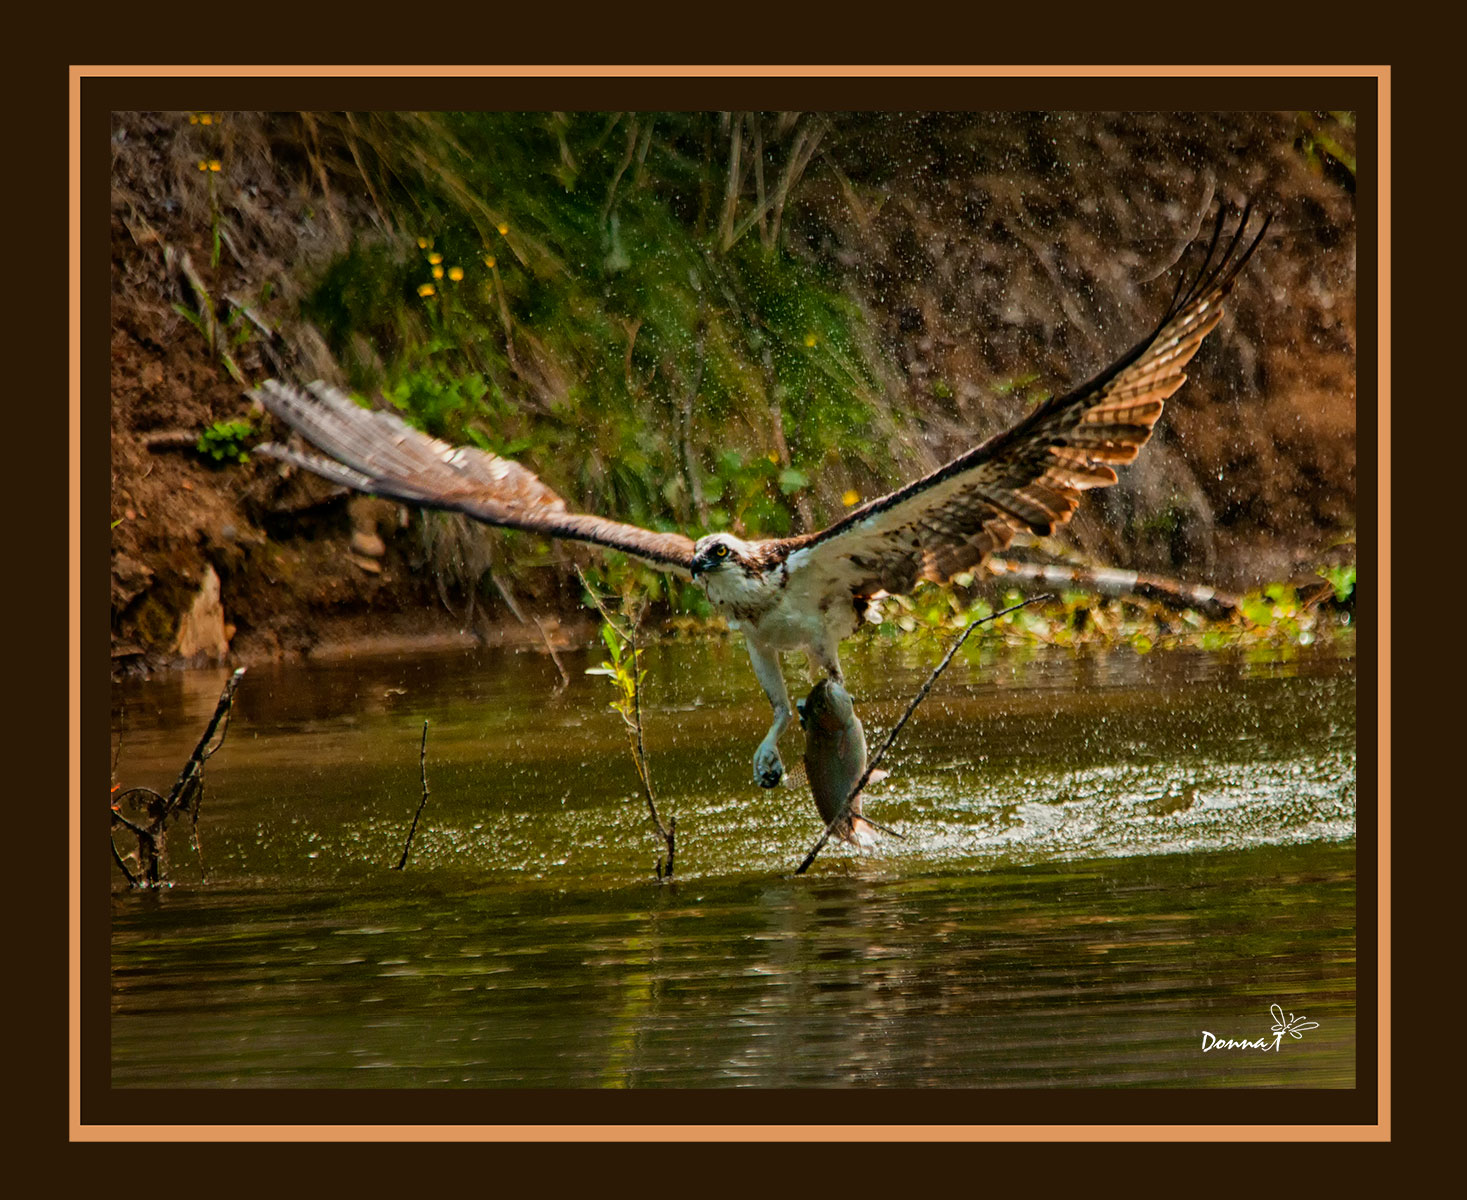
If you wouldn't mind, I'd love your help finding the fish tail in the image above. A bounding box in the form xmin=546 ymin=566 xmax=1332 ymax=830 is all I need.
xmin=845 ymin=815 xmax=881 ymax=849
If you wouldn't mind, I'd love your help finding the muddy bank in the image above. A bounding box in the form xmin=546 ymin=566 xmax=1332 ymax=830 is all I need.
xmin=109 ymin=110 xmax=1356 ymax=676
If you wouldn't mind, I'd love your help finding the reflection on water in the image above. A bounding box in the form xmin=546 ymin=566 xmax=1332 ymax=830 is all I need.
xmin=110 ymin=638 xmax=1358 ymax=1088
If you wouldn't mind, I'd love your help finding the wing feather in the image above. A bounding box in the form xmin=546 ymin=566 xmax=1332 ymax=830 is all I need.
xmin=252 ymin=380 xmax=695 ymax=575
xmin=792 ymin=204 xmax=1271 ymax=599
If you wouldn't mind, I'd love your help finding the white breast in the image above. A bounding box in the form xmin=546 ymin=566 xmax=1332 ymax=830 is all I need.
xmin=706 ymin=557 xmax=856 ymax=652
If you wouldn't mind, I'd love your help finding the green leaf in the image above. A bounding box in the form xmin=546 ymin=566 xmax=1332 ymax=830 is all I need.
xmin=600 ymin=623 xmax=625 ymax=662
xmin=777 ymin=468 xmax=809 ymax=495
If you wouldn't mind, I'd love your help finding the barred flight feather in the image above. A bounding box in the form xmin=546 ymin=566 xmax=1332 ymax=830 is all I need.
xmin=246 ymin=205 xmax=1268 ymax=627
xmin=792 ymin=204 xmax=1270 ymax=603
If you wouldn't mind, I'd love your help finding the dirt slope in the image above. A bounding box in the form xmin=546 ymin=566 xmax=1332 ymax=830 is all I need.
xmin=109 ymin=110 xmax=1357 ymax=675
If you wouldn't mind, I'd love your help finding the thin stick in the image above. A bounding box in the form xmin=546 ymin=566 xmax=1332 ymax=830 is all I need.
xmin=794 ymin=594 xmax=1053 ymax=875
xmin=166 ymin=667 xmax=246 ymax=811
xmin=110 ymin=837 xmax=140 ymax=888
xmin=627 ymin=637 xmax=674 ymax=874
xmin=394 ymin=720 xmax=431 ymax=870
xmin=111 ymin=669 xmax=245 ymax=887
xmin=532 ymin=615 xmax=571 ymax=691
xmin=111 ymin=705 xmax=126 ymax=786
xmin=577 ymin=568 xmax=676 ymax=878
xmin=110 ymin=792 xmax=162 ymax=837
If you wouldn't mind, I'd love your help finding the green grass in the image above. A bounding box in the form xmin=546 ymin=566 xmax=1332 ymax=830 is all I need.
xmin=294 ymin=112 xmax=891 ymax=615
xmin=268 ymin=112 xmax=1356 ymax=639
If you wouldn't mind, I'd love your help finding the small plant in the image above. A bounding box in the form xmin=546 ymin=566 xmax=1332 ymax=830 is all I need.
xmin=1295 ymin=111 xmax=1356 ymax=182
xmin=581 ymin=571 xmax=676 ymax=879
xmin=170 ymin=259 xmax=243 ymax=383
xmin=197 ymin=419 xmax=255 ymax=465
xmin=590 ymin=621 xmax=643 ymax=736
xmin=1320 ymin=563 xmax=1356 ymax=604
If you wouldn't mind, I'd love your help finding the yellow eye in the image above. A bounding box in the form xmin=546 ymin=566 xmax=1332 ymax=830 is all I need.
xmin=714 ymin=544 xmax=729 ymax=558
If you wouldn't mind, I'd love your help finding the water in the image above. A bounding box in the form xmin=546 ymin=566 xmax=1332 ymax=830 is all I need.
xmin=109 ymin=636 xmax=1358 ymax=1089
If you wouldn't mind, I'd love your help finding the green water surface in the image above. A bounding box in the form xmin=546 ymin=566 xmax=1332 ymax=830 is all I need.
xmin=109 ymin=637 xmax=1359 ymax=1090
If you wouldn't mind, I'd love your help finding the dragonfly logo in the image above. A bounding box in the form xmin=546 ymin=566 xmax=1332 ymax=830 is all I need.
xmin=1200 ymin=1004 xmax=1320 ymax=1053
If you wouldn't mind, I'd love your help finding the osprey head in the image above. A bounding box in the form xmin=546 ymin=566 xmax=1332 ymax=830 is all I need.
xmin=690 ymin=533 xmax=752 ymax=580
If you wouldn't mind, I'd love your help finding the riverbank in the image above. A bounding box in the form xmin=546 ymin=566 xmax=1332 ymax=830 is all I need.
xmin=110 ymin=110 xmax=1357 ymax=677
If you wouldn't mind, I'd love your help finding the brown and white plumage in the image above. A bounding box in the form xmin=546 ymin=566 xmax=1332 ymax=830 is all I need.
xmin=772 ymin=202 xmax=1272 ymax=604
xmin=253 ymin=204 xmax=1269 ymax=789
xmin=252 ymin=379 xmax=696 ymax=575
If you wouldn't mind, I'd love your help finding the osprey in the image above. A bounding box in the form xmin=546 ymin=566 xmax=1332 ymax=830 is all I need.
xmin=254 ymin=205 xmax=1270 ymax=789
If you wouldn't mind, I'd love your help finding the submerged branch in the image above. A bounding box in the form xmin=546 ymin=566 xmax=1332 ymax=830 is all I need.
xmin=394 ymin=720 xmax=432 ymax=870
xmin=532 ymin=616 xmax=572 ymax=691
xmin=794 ymin=595 xmax=1053 ymax=875
xmin=167 ymin=667 xmax=246 ymax=811
xmin=111 ymin=668 xmax=246 ymax=887
xmin=578 ymin=568 xmax=677 ymax=879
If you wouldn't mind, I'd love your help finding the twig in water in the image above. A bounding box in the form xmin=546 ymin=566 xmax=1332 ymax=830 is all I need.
xmin=394 ymin=720 xmax=432 ymax=870
xmin=110 ymin=786 xmax=163 ymax=886
xmin=110 ymin=835 xmax=140 ymax=888
xmin=794 ymin=595 xmax=1053 ymax=875
xmin=578 ymin=568 xmax=676 ymax=879
xmin=111 ymin=705 xmax=126 ymax=787
xmin=110 ymin=668 xmax=246 ymax=886
xmin=167 ymin=667 xmax=244 ymax=807
xmin=532 ymin=616 xmax=572 ymax=691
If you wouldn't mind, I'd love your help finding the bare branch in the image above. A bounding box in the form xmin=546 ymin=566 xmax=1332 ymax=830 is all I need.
xmin=110 ymin=836 xmax=140 ymax=888
xmin=532 ymin=616 xmax=572 ymax=691
xmin=166 ymin=668 xmax=246 ymax=811
xmin=112 ymin=670 xmax=246 ymax=887
xmin=394 ymin=720 xmax=432 ymax=870
xmin=795 ymin=595 xmax=1053 ymax=874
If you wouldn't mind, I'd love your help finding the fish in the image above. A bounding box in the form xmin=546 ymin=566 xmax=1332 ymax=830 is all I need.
xmin=797 ymin=678 xmax=886 ymax=847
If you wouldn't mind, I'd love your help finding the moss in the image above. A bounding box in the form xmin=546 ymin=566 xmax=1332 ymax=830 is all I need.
xmin=130 ymin=593 xmax=180 ymax=651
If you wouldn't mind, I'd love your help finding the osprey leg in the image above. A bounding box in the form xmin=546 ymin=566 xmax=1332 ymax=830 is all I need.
xmin=745 ymin=637 xmax=793 ymax=788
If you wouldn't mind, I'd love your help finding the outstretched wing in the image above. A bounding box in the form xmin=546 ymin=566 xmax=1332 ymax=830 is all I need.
xmin=787 ymin=204 xmax=1271 ymax=599
xmin=252 ymin=380 xmax=696 ymax=575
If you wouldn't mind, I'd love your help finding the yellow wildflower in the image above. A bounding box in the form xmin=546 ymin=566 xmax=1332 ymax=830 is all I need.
xmin=484 ymin=255 xmax=496 ymax=269
xmin=842 ymin=489 xmax=860 ymax=507
xmin=196 ymin=160 xmax=208 ymax=171
xmin=804 ymin=333 xmax=818 ymax=348
xmin=207 ymin=160 xmax=222 ymax=173
xmin=497 ymin=222 xmax=509 ymax=236
xmin=427 ymin=252 xmax=443 ymax=264
xmin=199 ymin=114 xmax=213 ymax=125
xmin=448 ymin=266 xmax=464 ymax=281
xmin=417 ymin=283 xmax=436 ymax=298
xmin=432 ymin=266 xmax=444 ymax=280
xmin=417 ymin=237 xmax=430 ymax=249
